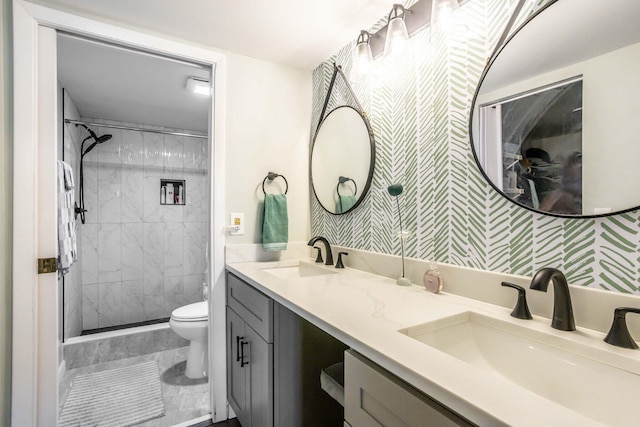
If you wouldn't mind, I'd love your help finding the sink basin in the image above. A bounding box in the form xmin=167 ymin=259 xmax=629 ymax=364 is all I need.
xmin=400 ymin=311 xmax=640 ymax=426
xmin=261 ymin=261 xmax=335 ymax=280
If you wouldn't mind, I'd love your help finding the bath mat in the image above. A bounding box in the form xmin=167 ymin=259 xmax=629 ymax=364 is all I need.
xmin=59 ymin=360 xmax=165 ymax=427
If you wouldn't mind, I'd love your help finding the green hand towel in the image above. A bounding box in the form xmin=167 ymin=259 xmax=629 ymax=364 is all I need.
xmin=262 ymin=193 xmax=288 ymax=251
xmin=336 ymin=195 xmax=356 ymax=214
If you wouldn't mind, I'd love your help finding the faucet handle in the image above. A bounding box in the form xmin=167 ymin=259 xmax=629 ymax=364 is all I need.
xmin=501 ymin=282 xmax=533 ymax=320
xmin=604 ymin=307 xmax=640 ymax=349
xmin=335 ymin=252 xmax=348 ymax=269
xmin=312 ymin=246 xmax=323 ymax=263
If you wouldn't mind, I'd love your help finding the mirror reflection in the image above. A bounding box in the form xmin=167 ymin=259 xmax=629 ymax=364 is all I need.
xmin=471 ymin=0 xmax=640 ymax=217
xmin=311 ymin=106 xmax=374 ymax=214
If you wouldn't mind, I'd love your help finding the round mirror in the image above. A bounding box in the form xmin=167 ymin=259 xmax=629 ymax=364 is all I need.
xmin=470 ymin=0 xmax=640 ymax=217
xmin=311 ymin=106 xmax=375 ymax=214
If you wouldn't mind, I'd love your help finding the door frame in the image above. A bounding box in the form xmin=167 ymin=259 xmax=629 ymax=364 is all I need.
xmin=12 ymin=1 xmax=228 ymax=424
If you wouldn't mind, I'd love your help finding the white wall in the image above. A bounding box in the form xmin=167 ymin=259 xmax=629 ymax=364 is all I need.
xmin=225 ymin=53 xmax=311 ymax=245
xmin=583 ymin=43 xmax=640 ymax=214
xmin=0 ymin=0 xmax=12 ymax=423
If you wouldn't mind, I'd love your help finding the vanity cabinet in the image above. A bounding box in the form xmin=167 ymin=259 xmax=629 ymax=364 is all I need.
xmin=344 ymin=350 xmax=474 ymax=427
xmin=226 ymin=271 xmax=347 ymax=427
xmin=226 ymin=273 xmax=274 ymax=427
xmin=274 ymin=302 xmax=348 ymax=426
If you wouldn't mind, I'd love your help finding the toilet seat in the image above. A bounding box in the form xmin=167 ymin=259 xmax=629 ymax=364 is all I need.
xmin=171 ymin=301 xmax=208 ymax=322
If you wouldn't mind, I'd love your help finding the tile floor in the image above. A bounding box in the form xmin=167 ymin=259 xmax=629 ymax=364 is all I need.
xmin=59 ymin=346 xmax=210 ymax=427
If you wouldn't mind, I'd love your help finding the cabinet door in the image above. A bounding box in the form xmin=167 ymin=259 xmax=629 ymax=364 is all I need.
xmin=245 ymin=324 xmax=274 ymax=427
xmin=227 ymin=272 xmax=273 ymax=342
xmin=344 ymin=350 xmax=474 ymax=427
xmin=227 ymin=307 xmax=251 ymax=427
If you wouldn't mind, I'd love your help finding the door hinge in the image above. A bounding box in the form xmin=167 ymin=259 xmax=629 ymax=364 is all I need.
xmin=38 ymin=258 xmax=57 ymax=274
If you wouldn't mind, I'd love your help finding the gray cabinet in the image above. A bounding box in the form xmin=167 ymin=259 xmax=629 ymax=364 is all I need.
xmin=344 ymin=350 xmax=474 ymax=427
xmin=226 ymin=273 xmax=274 ymax=427
xmin=227 ymin=307 xmax=249 ymax=421
xmin=226 ymin=272 xmax=347 ymax=427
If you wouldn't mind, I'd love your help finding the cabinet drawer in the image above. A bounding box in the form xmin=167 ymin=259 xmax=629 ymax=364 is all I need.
xmin=227 ymin=272 xmax=273 ymax=342
xmin=344 ymin=350 xmax=474 ymax=427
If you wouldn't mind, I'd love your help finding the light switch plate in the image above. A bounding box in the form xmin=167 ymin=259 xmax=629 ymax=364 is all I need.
xmin=230 ymin=213 xmax=244 ymax=235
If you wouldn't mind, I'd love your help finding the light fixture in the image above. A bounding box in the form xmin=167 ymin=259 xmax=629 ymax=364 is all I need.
xmin=186 ymin=77 xmax=211 ymax=96
xmin=430 ymin=0 xmax=463 ymax=34
xmin=350 ymin=0 xmax=464 ymax=76
xmin=351 ymin=30 xmax=374 ymax=81
xmin=384 ymin=4 xmax=410 ymax=58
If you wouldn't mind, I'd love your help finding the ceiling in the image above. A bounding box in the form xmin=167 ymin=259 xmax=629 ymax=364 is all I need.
xmin=58 ymin=34 xmax=212 ymax=131
xmin=32 ymin=0 xmax=394 ymax=71
xmin=45 ymin=0 xmax=397 ymax=131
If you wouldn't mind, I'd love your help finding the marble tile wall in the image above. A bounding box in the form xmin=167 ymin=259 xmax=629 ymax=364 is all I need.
xmin=63 ymin=326 xmax=189 ymax=369
xmin=78 ymin=118 xmax=209 ymax=330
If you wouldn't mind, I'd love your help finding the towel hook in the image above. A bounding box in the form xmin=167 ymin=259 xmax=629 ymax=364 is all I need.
xmin=336 ymin=176 xmax=357 ymax=197
xmin=262 ymin=172 xmax=288 ymax=195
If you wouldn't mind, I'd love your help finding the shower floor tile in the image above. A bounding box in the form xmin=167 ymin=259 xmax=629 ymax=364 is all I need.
xmin=59 ymin=346 xmax=210 ymax=426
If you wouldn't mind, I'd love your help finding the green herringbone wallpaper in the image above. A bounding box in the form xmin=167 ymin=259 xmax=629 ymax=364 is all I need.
xmin=310 ymin=0 xmax=640 ymax=294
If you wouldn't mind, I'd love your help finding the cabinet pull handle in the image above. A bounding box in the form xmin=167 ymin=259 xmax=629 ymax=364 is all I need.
xmin=236 ymin=336 xmax=244 ymax=362
xmin=240 ymin=340 xmax=249 ymax=367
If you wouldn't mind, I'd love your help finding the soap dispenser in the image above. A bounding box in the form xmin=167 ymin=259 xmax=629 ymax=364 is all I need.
xmin=423 ymin=262 xmax=443 ymax=293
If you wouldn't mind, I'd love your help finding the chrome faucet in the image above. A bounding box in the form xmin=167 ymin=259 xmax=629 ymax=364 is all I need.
xmin=307 ymin=236 xmax=333 ymax=266
xmin=529 ymin=268 xmax=576 ymax=331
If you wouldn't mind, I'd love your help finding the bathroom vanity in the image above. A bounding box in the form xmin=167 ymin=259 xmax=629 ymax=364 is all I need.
xmin=226 ymin=253 xmax=640 ymax=427
xmin=226 ymin=269 xmax=467 ymax=427
xmin=226 ymin=272 xmax=348 ymax=427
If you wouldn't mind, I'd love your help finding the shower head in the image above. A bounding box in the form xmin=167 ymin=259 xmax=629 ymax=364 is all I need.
xmin=97 ymin=134 xmax=112 ymax=143
xmin=82 ymin=134 xmax=112 ymax=156
xmin=78 ymin=124 xmax=113 ymax=157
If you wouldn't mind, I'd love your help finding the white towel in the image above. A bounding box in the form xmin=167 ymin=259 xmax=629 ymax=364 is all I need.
xmin=57 ymin=160 xmax=77 ymax=277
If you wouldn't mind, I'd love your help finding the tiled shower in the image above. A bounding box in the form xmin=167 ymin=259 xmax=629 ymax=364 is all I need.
xmin=61 ymin=91 xmax=209 ymax=339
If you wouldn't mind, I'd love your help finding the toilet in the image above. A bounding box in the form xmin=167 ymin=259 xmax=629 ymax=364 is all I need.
xmin=170 ymin=301 xmax=209 ymax=379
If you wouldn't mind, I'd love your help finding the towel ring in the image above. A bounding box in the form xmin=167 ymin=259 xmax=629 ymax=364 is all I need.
xmin=336 ymin=176 xmax=357 ymax=197
xmin=262 ymin=172 xmax=288 ymax=195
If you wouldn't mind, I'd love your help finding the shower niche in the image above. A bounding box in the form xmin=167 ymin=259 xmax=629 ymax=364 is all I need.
xmin=161 ymin=179 xmax=186 ymax=205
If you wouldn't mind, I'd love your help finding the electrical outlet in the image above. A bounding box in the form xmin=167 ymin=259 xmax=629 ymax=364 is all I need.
xmin=230 ymin=213 xmax=244 ymax=235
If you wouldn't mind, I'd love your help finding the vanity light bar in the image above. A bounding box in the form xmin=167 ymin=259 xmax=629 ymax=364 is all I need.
xmin=366 ymin=0 xmax=467 ymax=59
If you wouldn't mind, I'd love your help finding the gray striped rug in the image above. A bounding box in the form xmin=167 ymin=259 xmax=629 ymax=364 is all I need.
xmin=59 ymin=361 xmax=165 ymax=427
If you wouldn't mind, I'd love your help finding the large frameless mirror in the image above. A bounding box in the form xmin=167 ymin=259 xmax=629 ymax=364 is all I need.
xmin=470 ymin=0 xmax=640 ymax=217
xmin=311 ymin=105 xmax=375 ymax=214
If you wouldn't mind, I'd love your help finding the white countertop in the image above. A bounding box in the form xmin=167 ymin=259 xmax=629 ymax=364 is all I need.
xmin=226 ymin=258 xmax=637 ymax=426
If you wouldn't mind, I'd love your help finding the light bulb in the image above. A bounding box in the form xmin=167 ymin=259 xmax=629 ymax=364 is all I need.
xmin=351 ymin=31 xmax=374 ymax=81
xmin=431 ymin=0 xmax=462 ymax=34
xmin=384 ymin=15 xmax=409 ymax=57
